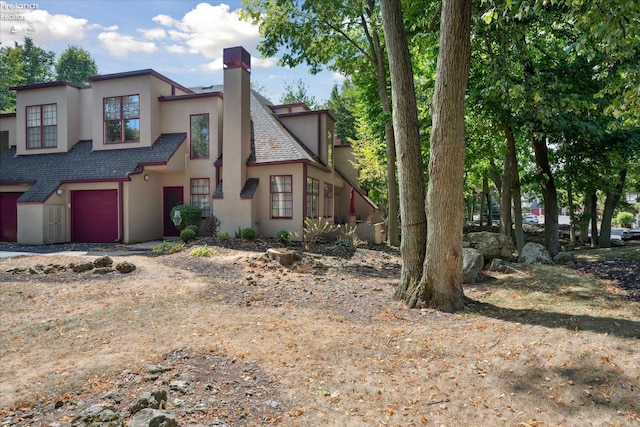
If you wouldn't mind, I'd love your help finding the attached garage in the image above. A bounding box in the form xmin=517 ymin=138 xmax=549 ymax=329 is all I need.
xmin=0 ymin=192 xmax=22 ymax=242
xmin=71 ymin=189 xmax=119 ymax=243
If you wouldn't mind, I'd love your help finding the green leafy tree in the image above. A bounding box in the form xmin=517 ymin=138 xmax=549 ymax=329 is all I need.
xmin=55 ymin=45 xmax=98 ymax=85
xmin=280 ymin=78 xmax=318 ymax=109
xmin=0 ymin=37 xmax=55 ymax=112
xmin=323 ymin=80 xmax=357 ymax=143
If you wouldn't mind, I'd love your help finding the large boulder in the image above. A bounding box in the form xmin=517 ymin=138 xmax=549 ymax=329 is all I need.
xmin=463 ymin=231 xmax=513 ymax=261
xmin=128 ymin=409 xmax=179 ymax=427
xmin=519 ymin=242 xmax=553 ymax=265
xmin=462 ymin=248 xmax=484 ymax=284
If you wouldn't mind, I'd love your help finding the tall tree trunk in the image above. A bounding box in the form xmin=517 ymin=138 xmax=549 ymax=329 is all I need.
xmin=482 ymin=177 xmax=491 ymax=227
xmin=599 ymin=168 xmax=627 ymax=248
xmin=532 ymin=132 xmax=560 ymax=257
xmin=370 ymin=30 xmax=400 ymax=248
xmin=479 ymin=182 xmax=486 ymax=227
xmin=590 ymin=191 xmax=599 ymax=247
xmin=379 ymin=0 xmax=427 ymax=300
xmin=502 ymin=118 xmax=524 ymax=254
xmin=500 ymin=149 xmax=512 ymax=237
xmin=567 ymin=179 xmax=576 ymax=244
xmin=579 ymin=190 xmax=591 ymax=245
xmin=409 ymin=0 xmax=471 ymax=312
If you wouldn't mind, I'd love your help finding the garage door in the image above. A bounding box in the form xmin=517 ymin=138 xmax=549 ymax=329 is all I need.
xmin=0 ymin=192 xmax=22 ymax=242
xmin=71 ymin=190 xmax=118 ymax=243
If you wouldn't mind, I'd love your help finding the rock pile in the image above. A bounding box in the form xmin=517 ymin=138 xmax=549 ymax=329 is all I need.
xmin=4 ymin=256 xmax=136 ymax=275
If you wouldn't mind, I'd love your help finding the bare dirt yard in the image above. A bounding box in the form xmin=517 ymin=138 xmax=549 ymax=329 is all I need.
xmin=1 ymin=239 xmax=639 ymax=426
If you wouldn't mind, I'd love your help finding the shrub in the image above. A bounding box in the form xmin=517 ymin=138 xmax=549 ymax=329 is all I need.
xmin=186 ymin=224 xmax=199 ymax=235
xmin=189 ymin=245 xmax=218 ymax=257
xmin=336 ymin=224 xmax=362 ymax=248
xmin=277 ymin=229 xmax=290 ymax=245
xmin=152 ymin=241 xmax=185 ymax=254
xmin=615 ymin=211 xmax=635 ymax=227
xmin=180 ymin=228 xmax=197 ymax=242
xmin=240 ymin=227 xmax=256 ymax=240
xmin=199 ymin=216 xmax=220 ymax=237
xmin=169 ymin=205 xmax=202 ymax=231
xmin=292 ymin=217 xmax=340 ymax=250
xmin=217 ymin=230 xmax=231 ymax=239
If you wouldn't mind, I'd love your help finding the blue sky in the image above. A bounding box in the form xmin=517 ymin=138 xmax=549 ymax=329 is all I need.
xmin=0 ymin=0 xmax=344 ymax=103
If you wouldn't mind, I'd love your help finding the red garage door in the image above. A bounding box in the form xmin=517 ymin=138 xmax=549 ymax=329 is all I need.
xmin=0 ymin=192 xmax=22 ymax=242
xmin=71 ymin=190 xmax=118 ymax=243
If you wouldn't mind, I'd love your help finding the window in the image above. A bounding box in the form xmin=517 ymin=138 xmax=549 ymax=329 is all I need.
xmin=323 ymin=183 xmax=333 ymax=218
xmin=26 ymin=104 xmax=57 ymax=149
xmin=326 ymin=129 xmax=333 ymax=168
xmin=104 ymin=95 xmax=140 ymax=143
xmin=191 ymin=178 xmax=210 ymax=217
xmin=190 ymin=114 xmax=209 ymax=158
xmin=306 ymin=177 xmax=319 ymax=218
xmin=271 ymin=175 xmax=292 ymax=218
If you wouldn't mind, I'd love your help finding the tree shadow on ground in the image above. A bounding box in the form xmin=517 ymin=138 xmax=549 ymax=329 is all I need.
xmin=467 ymin=299 xmax=640 ymax=339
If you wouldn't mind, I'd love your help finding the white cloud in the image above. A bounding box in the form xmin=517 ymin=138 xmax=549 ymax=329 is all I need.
xmin=166 ymin=44 xmax=187 ymax=54
xmin=140 ymin=28 xmax=167 ymax=40
xmin=98 ymin=32 xmax=158 ymax=57
xmin=152 ymin=3 xmax=261 ymax=59
xmin=252 ymin=57 xmax=278 ymax=69
xmin=0 ymin=9 xmax=87 ymax=46
xmin=332 ymin=72 xmax=347 ymax=83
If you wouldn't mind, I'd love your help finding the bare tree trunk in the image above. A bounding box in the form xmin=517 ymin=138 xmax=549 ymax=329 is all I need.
xmin=379 ymin=0 xmax=427 ymax=300
xmin=503 ymin=119 xmax=524 ymax=254
xmin=479 ymin=177 xmax=488 ymax=227
xmin=532 ymin=132 xmax=560 ymax=257
xmin=599 ymin=168 xmax=627 ymax=248
xmin=409 ymin=0 xmax=471 ymax=312
xmin=579 ymin=190 xmax=591 ymax=245
xmin=590 ymin=191 xmax=598 ymax=247
xmin=567 ymin=179 xmax=576 ymax=244
xmin=500 ymin=149 xmax=512 ymax=237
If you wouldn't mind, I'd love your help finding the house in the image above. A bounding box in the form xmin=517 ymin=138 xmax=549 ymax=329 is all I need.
xmin=0 ymin=46 xmax=383 ymax=245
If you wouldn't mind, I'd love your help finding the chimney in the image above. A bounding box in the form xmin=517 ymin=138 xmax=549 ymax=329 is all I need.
xmin=222 ymin=46 xmax=251 ymax=198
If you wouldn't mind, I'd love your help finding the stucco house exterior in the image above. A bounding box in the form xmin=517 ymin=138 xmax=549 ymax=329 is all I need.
xmin=0 ymin=46 xmax=382 ymax=245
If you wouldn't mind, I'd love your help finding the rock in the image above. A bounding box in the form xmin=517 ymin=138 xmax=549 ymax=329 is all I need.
xmin=553 ymin=251 xmax=576 ymax=264
xmin=146 ymin=365 xmax=173 ymax=374
xmin=610 ymin=239 xmax=625 ymax=247
xmin=93 ymin=267 xmax=114 ymax=275
xmin=128 ymin=409 xmax=179 ymax=427
xmin=169 ymin=380 xmax=192 ymax=394
xmin=71 ymin=404 xmax=121 ymax=426
xmin=462 ymin=248 xmax=484 ymax=284
xmin=94 ymin=256 xmax=114 ymax=268
xmin=115 ymin=261 xmax=136 ymax=274
xmin=519 ymin=242 xmax=553 ymax=265
xmin=128 ymin=390 xmax=167 ymax=415
xmin=463 ymin=231 xmax=513 ymax=261
xmin=264 ymin=248 xmax=302 ymax=267
xmin=72 ymin=262 xmax=95 ymax=273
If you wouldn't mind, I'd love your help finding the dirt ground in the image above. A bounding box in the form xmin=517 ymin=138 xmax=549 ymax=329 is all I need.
xmin=1 ymin=240 xmax=639 ymax=426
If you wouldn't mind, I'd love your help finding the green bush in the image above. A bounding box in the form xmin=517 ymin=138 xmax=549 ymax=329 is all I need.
xmin=180 ymin=228 xmax=197 ymax=242
xmin=217 ymin=230 xmax=231 ymax=239
xmin=189 ymin=245 xmax=218 ymax=257
xmin=186 ymin=224 xmax=199 ymax=234
xmin=240 ymin=227 xmax=257 ymax=240
xmin=292 ymin=217 xmax=340 ymax=250
xmin=277 ymin=229 xmax=290 ymax=245
xmin=234 ymin=227 xmax=242 ymax=238
xmin=152 ymin=241 xmax=185 ymax=254
xmin=615 ymin=211 xmax=635 ymax=227
xmin=170 ymin=205 xmax=202 ymax=231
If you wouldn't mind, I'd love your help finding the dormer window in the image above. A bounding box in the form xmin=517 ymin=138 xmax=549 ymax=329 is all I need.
xmin=104 ymin=94 xmax=140 ymax=143
xmin=26 ymin=104 xmax=57 ymax=149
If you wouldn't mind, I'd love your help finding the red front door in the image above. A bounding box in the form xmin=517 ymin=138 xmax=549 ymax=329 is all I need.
xmin=0 ymin=192 xmax=22 ymax=242
xmin=163 ymin=187 xmax=183 ymax=236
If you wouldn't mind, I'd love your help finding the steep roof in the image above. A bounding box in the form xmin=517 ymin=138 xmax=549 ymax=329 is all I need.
xmin=191 ymin=85 xmax=320 ymax=165
xmin=0 ymin=133 xmax=185 ymax=202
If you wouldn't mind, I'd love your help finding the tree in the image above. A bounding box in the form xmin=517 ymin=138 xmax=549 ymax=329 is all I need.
xmin=379 ymin=0 xmax=427 ymax=301
xmin=55 ymin=45 xmax=98 ymax=85
xmin=412 ymin=0 xmax=471 ymax=311
xmin=280 ymin=78 xmax=319 ymax=109
xmin=324 ymin=81 xmax=357 ymax=143
xmin=242 ymin=0 xmax=401 ymax=247
xmin=0 ymin=37 xmax=55 ymax=112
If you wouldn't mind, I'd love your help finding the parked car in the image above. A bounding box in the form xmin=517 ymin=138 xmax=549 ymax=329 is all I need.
xmin=622 ymin=229 xmax=640 ymax=241
xmin=524 ymin=214 xmax=539 ymax=224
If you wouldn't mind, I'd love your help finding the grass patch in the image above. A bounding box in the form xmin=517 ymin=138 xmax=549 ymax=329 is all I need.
xmin=152 ymin=240 xmax=185 ymax=254
xmin=189 ymin=245 xmax=218 ymax=257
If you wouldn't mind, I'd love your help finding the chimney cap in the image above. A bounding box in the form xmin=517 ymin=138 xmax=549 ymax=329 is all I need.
xmin=223 ymin=46 xmax=251 ymax=72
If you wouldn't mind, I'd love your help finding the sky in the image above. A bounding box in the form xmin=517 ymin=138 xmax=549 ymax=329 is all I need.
xmin=0 ymin=0 xmax=345 ymax=103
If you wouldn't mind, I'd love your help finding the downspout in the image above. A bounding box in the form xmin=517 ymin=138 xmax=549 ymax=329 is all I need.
xmin=118 ymin=181 xmax=124 ymax=243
